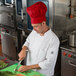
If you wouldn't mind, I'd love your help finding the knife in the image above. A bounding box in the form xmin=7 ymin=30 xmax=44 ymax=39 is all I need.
xmin=14 ymin=60 xmax=22 ymax=72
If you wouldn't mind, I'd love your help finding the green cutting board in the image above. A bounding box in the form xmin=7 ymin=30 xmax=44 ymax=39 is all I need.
xmin=0 ymin=63 xmax=45 ymax=76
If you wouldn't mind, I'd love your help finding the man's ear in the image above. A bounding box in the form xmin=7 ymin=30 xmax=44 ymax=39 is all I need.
xmin=42 ymin=21 xmax=46 ymax=25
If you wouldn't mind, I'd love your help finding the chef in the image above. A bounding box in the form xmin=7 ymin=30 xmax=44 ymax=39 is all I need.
xmin=18 ymin=1 xmax=60 ymax=76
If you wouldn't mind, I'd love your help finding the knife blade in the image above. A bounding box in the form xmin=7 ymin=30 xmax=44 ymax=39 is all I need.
xmin=14 ymin=60 xmax=22 ymax=71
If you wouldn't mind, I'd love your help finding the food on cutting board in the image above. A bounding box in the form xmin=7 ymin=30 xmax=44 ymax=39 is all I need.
xmin=0 ymin=60 xmax=8 ymax=69
xmin=0 ymin=71 xmax=42 ymax=76
xmin=0 ymin=71 xmax=15 ymax=76
xmin=16 ymin=74 xmax=25 ymax=76
xmin=0 ymin=71 xmax=25 ymax=76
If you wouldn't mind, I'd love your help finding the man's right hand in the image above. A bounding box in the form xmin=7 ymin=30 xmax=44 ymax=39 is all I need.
xmin=18 ymin=46 xmax=27 ymax=61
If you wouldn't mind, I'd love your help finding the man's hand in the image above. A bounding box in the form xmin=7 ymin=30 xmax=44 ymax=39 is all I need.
xmin=18 ymin=50 xmax=26 ymax=61
xmin=18 ymin=46 xmax=27 ymax=61
xmin=18 ymin=64 xmax=40 ymax=72
xmin=18 ymin=65 xmax=31 ymax=72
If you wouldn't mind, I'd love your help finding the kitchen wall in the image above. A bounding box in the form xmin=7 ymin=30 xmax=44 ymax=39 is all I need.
xmin=53 ymin=16 xmax=76 ymax=35
xmin=53 ymin=0 xmax=76 ymax=37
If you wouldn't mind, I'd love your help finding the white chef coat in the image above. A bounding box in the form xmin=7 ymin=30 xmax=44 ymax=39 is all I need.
xmin=23 ymin=29 xmax=60 ymax=76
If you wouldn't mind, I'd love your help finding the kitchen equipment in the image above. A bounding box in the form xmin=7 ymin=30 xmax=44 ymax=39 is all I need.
xmin=0 ymin=6 xmax=14 ymax=27
xmin=0 ymin=63 xmax=45 ymax=76
xmin=14 ymin=60 xmax=22 ymax=72
xmin=68 ymin=31 xmax=76 ymax=47
xmin=68 ymin=0 xmax=76 ymax=18
xmin=61 ymin=46 xmax=76 ymax=76
xmin=1 ymin=32 xmax=17 ymax=60
xmin=1 ymin=58 xmax=9 ymax=63
xmin=0 ymin=60 xmax=8 ymax=69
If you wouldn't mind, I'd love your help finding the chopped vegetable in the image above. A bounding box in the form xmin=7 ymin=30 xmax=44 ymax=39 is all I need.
xmin=0 ymin=71 xmax=15 ymax=76
xmin=0 ymin=60 xmax=8 ymax=69
xmin=0 ymin=71 xmax=25 ymax=76
xmin=16 ymin=74 xmax=25 ymax=76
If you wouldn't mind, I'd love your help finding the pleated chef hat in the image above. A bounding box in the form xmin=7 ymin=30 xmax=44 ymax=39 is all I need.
xmin=26 ymin=1 xmax=47 ymax=24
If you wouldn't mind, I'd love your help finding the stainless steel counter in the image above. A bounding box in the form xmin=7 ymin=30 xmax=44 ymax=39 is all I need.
xmin=60 ymin=45 xmax=76 ymax=53
xmin=60 ymin=45 xmax=76 ymax=76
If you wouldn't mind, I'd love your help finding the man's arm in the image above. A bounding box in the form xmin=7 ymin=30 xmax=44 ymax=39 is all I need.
xmin=18 ymin=46 xmax=28 ymax=61
xmin=18 ymin=64 xmax=41 ymax=72
xmin=22 ymin=46 xmax=28 ymax=52
xmin=28 ymin=64 xmax=40 ymax=69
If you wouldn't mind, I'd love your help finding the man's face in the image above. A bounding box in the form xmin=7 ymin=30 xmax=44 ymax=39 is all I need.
xmin=32 ymin=23 xmax=43 ymax=33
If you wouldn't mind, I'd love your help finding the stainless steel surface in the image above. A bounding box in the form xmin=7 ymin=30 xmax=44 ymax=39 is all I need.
xmin=0 ymin=12 xmax=14 ymax=27
xmin=68 ymin=60 xmax=76 ymax=67
xmin=68 ymin=31 xmax=76 ymax=47
xmin=15 ymin=0 xmax=27 ymax=26
xmin=53 ymin=0 xmax=76 ymax=37
xmin=0 ymin=6 xmax=13 ymax=13
xmin=5 ymin=0 xmax=14 ymax=5
xmin=61 ymin=48 xmax=76 ymax=76
xmin=61 ymin=46 xmax=76 ymax=53
xmin=0 ymin=6 xmax=14 ymax=27
xmin=55 ymin=0 xmax=69 ymax=16
xmin=1 ymin=32 xmax=17 ymax=60
xmin=0 ymin=0 xmax=3 ymax=5
xmin=49 ymin=0 xmax=54 ymax=28
xmin=55 ymin=0 xmax=76 ymax=17
xmin=70 ymin=0 xmax=76 ymax=17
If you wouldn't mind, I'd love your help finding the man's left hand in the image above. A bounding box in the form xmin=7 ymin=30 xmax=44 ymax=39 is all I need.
xmin=18 ymin=64 xmax=40 ymax=72
xmin=18 ymin=65 xmax=31 ymax=72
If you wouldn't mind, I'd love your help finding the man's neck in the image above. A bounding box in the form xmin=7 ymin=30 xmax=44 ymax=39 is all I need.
xmin=40 ymin=26 xmax=49 ymax=36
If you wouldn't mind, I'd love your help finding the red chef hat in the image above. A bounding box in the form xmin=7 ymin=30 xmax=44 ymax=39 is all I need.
xmin=26 ymin=1 xmax=47 ymax=24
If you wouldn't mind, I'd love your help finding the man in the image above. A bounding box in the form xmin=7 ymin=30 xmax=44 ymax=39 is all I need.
xmin=18 ymin=1 xmax=60 ymax=76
